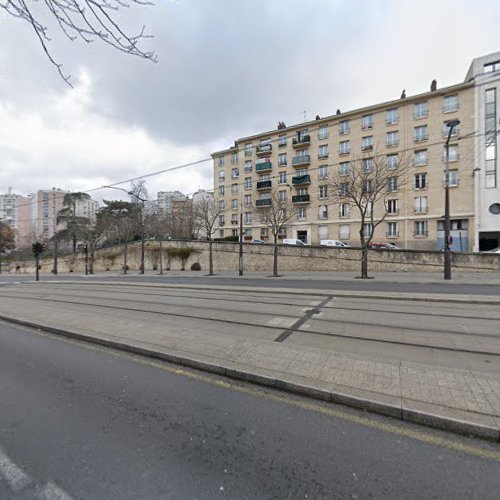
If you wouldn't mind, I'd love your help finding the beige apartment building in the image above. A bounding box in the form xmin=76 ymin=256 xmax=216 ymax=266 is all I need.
xmin=212 ymin=52 xmax=500 ymax=251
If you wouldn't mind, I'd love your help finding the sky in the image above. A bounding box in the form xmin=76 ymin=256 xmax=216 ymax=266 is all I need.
xmin=1 ymin=0 xmax=500 ymax=203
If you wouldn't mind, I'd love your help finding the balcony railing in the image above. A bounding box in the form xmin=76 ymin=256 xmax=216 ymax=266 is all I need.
xmin=292 ymin=174 xmax=311 ymax=185
xmin=256 ymin=144 xmax=272 ymax=155
xmin=292 ymin=135 xmax=311 ymax=148
xmin=256 ymin=198 xmax=272 ymax=207
xmin=255 ymin=161 xmax=272 ymax=173
xmin=292 ymin=194 xmax=311 ymax=204
xmin=256 ymin=180 xmax=272 ymax=190
xmin=292 ymin=155 xmax=310 ymax=167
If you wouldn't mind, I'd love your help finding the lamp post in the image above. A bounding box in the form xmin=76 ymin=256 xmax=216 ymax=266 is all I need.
xmin=103 ymin=186 xmax=147 ymax=275
xmin=443 ymin=119 xmax=460 ymax=280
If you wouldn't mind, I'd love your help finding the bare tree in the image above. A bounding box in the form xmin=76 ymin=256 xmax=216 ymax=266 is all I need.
xmin=1 ymin=0 xmax=157 ymax=85
xmin=254 ymin=187 xmax=299 ymax=277
xmin=0 ymin=220 xmax=16 ymax=254
xmin=144 ymin=205 xmax=171 ymax=275
xmin=328 ymin=152 xmax=409 ymax=278
xmin=192 ymin=195 xmax=223 ymax=276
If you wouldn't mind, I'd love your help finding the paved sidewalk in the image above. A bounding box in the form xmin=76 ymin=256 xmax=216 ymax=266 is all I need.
xmin=0 ymin=284 xmax=499 ymax=441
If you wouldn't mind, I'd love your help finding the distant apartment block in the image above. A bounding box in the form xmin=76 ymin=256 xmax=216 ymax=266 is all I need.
xmin=157 ymin=191 xmax=187 ymax=214
xmin=212 ymin=51 xmax=500 ymax=251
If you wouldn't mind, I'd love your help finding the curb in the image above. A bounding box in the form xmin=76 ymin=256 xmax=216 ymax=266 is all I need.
xmin=44 ymin=280 xmax=500 ymax=305
xmin=1 ymin=313 xmax=499 ymax=442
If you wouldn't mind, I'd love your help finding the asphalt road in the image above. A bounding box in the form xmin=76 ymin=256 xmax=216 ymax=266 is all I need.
xmin=1 ymin=273 xmax=500 ymax=295
xmin=1 ymin=321 xmax=499 ymax=499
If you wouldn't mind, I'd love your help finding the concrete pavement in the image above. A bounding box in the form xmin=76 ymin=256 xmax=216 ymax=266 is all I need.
xmin=0 ymin=281 xmax=499 ymax=441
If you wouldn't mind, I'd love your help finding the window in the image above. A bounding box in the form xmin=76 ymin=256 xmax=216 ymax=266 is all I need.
xmin=339 ymin=161 xmax=350 ymax=176
xmin=278 ymin=190 xmax=287 ymax=202
xmin=318 ymin=145 xmax=329 ymax=159
xmin=363 ymin=201 xmax=373 ymax=216
xmin=219 ymin=185 xmax=225 ymax=196
xmin=298 ymin=207 xmax=306 ymax=220
xmin=219 ymin=215 xmax=225 ymax=226
xmin=414 ymin=149 xmax=428 ymax=166
xmin=319 ymin=165 xmax=329 ymax=179
xmin=444 ymin=144 xmax=459 ymax=162
xmin=244 ymin=161 xmax=252 ymax=173
xmin=414 ymin=220 xmax=428 ymax=237
xmin=319 ymin=185 xmax=328 ymax=198
xmin=443 ymin=121 xmax=460 ymax=138
xmin=231 ymin=152 xmax=239 ymax=164
xmin=231 ymin=183 xmax=238 ymax=194
xmin=297 ymin=148 xmax=309 ymax=157
xmin=438 ymin=219 xmax=468 ymax=231
xmin=244 ymin=194 xmax=252 ymax=207
xmin=387 ymin=176 xmax=398 ymax=192
xmin=414 ymin=173 xmax=427 ymax=189
xmin=278 ymin=153 xmax=287 ymax=166
xmin=231 ymin=167 xmax=239 ymax=179
xmin=362 ymin=158 xmax=374 ymax=172
xmin=340 ymin=202 xmax=350 ymax=218
xmin=364 ymin=179 xmax=373 ymax=194
xmin=244 ymin=143 xmax=253 ymax=156
xmin=361 ymin=136 xmax=373 ymax=151
xmin=218 ymin=170 xmax=225 ymax=181
xmin=443 ymin=95 xmax=459 ymax=113
xmin=232 ymin=229 xmax=238 ymax=237
xmin=339 ymin=120 xmax=350 ymax=135
xmin=339 ymin=224 xmax=350 ymax=239
xmin=386 ymin=108 xmax=399 ymax=125
xmin=244 ymin=177 xmax=252 ymax=190
xmin=414 ymin=196 xmax=427 ymax=213
xmin=414 ymin=101 xmax=428 ymax=119
xmin=279 ymin=171 xmax=287 ymax=184
xmin=446 ymin=169 xmax=459 ymax=187
xmin=231 ymin=199 xmax=238 ymax=209
xmin=363 ymin=223 xmax=373 ymax=238
xmin=319 ymin=224 xmax=328 ymax=239
xmin=340 ymin=182 xmax=350 ymax=196
xmin=386 ymin=199 xmax=398 ymax=214
xmin=319 ymin=205 xmax=328 ymax=220
xmin=387 ymin=222 xmax=398 ymax=237
xmin=297 ymin=187 xmax=308 ymax=196
xmin=278 ymin=134 xmax=287 ymax=147
xmin=386 ymin=154 xmax=399 ymax=170
xmin=218 ymin=156 xmax=225 ymax=166
xmin=386 ymin=130 xmax=399 ymax=147
xmin=414 ymin=125 xmax=428 ymax=142
xmin=485 ymin=88 xmax=497 ymax=188
xmin=484 ymin=60 xmax=500 ymax=73
xmin=362 ymin=114 xmax=373 ymax=130
xmin=219 ymin=200 xmax=225 ymax=210
xmin=244 ymin=212 xmax=252 ymax=224
xmin=318 ymin=125 xmax=329 ymax=140
xmin=339 ymin=140 xmax=351 ymax=155
xmin=298 ymin=129 xmax=309 ymax=141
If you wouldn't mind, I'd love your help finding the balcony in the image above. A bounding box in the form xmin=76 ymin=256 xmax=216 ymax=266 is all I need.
xmin=292 ymin=194 xmax=311 ymax=204
xmin=256 ymin=198 xmax=272 ymax=207
xmin=256 ymin=144 xmax=272 ymax=156
xmin=292 ymin=174 xmax=311 ymax=186
xmin=292 ymin=155 xmax=310 ymax=167
xmin=255 ymin=161 xmax=272 ymax=173
xmin=256 ymin=180 xmax=272 ymax=190
xmin=292 ymin=135 xmax=311 ymax=148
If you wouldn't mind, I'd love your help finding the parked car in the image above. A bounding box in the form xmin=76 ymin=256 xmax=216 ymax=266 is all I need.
xmin=320 ymin=239 xmax=349 ymax=247
xmin=486 ymin=247 xmax=500 ymax=253
xmin=251 ymin=239 xmax=266 ymax=244
xmin=368 ymin=242 xmax=400 ymax=250
xmin=282 ymin=239 xmax=307 ymax=246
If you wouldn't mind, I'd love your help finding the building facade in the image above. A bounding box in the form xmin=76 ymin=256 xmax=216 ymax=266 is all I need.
xmin=212 ymin=52 xmax=500 ymax=251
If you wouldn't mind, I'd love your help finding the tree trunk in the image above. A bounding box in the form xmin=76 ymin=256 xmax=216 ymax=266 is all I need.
xmin=159 ymin=239 xmax=163 ymax=275
xmin=273 ymin=236 xmax=278 ymax=277
xmin=123 ymin=243 xmax=128 ymax=274
xmin=208 ymin=239 xmax=214 ymax=276
xmin=361 ymin=246 xmax=369 ymax=278
xmin=89 ymin=250 xmax=94 ymax=274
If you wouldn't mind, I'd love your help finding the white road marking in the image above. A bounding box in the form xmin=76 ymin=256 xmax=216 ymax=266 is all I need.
xmin=266 ymin=316 xmax=297 ymax=327
xmin=36 ymin=481 xmax=74 ymax=500
xmin=0 ymin=447 xmax=32 ymax=492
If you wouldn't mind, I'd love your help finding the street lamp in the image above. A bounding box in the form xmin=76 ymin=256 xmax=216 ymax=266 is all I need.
xmin=443 ymin=119 xmax=460 ymax=280
xmin=103 ymin=186 xmax=147 ymax=275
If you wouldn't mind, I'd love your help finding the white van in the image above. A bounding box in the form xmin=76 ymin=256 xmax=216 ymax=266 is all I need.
xmin=283 ymin=239 xmax=307 ymax=246
xmin=320 ymin=239 xmax=349 ymax=247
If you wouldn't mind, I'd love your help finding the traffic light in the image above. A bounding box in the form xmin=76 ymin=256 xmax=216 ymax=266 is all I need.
xmin=32 ymin=242 xmax=44 ymax=256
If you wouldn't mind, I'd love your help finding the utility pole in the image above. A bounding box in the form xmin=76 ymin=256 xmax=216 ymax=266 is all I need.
xmin=32 ymin=242 xmax=44 ymax=281
xmin=443 ymin=119 xmax=460 ymax=280
xmin=52 ymin=188 xmax=58 ymax=275
xmin=239 ymin=207 xmax=243 ymax=276
xmin=84 ymin=244 xmax=88 ymax=276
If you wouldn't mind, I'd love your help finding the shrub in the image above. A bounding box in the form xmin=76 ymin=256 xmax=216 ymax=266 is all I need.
xmin=191 ymin=262 xmax=201 ymax=271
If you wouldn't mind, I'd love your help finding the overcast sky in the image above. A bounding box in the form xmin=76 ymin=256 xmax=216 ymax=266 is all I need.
xmin=1 ymin=0 xmax=499 ymax=202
